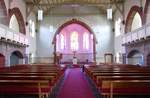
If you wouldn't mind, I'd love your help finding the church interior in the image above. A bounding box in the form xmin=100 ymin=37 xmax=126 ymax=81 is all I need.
xmin=0 ymin=0 xmax=150 ymax=98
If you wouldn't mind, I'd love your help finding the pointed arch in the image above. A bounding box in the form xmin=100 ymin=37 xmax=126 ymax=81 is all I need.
xmin=10 ymin=50 xmax=24 ymax=66
xmin=127 ymin=50 xmax=144 ymax=65
xmin=53 ymin=19 xmax=96 ymax=63
xmin=125 ymin=6 xmax=143 ymax=33
xmin=53 ymin=19 xmax=97 ymax=44
xmin=9 ymin=7 xmax=26 ymax=34
xmin=9 ymin=14 xmax=19 ymax=32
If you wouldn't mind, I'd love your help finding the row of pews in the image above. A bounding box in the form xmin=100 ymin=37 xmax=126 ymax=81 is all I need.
xmin=85 ymin=64 xmax=150 ymax=98
xmin=0 ymin=64 xmax=67 ymax=98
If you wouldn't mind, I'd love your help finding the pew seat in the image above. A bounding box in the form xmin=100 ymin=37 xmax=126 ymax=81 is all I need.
xmin=99 ymin=80 xmax=150 ymax=98
xmin=0 ymin=80 xmax=51 ymax=98
xmin=0 ymin=64 xmax=66 ymax=98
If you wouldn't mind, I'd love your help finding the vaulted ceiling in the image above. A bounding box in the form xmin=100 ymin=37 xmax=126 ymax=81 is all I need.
xmin=25 ymin=0 xmax=124 ymax=17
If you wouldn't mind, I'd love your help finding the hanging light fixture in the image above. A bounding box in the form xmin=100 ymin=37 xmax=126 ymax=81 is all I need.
xmin=107 ymin=0 xmax=112 ymax=20
xmin=38 ymin=9 xmax=43 ymax=21
xmin=107 ymin=8 xmax=112 ymax=19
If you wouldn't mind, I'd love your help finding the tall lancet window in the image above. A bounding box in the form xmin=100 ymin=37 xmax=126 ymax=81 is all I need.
xmin=56 ymin=34 xmax=59 ymax=51
xmin=71 ymin=31 xmax=78 ymax=50
xmin=83 ymin=32 xmax=89 ymax=50
xmin=60 ymin=34 xmax=65 ymax=50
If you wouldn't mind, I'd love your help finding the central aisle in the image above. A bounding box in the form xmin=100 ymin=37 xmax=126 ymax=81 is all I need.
xmin=58 ymin=68 xmax=95 ymax=98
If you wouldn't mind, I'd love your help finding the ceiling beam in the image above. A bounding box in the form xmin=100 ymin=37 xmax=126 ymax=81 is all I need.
xmin=26 ymin=0 xmax=41 ymax=17
xmin=114 ymin=0 xmax=123 ymax=14
xmin=46 ymin=12 xmax=106 ymax=16
xmin=33 ymin=0 xmax=41 ymax=9
xmin=26 ymin=1 xmax=124 ymax=7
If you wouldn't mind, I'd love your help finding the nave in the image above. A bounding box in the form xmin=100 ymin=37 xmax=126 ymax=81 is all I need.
xmin=58 ymin=68 xmax=94 ymax=98
xmin=0 ymin=64 xmax=150 ymax=98
xmin=0 ymin=64 xmax=96 ymax=98
xmin=0 ymin=0 xmax=150 ymax=98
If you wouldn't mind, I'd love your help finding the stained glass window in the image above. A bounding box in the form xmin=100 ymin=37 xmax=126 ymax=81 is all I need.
xmin=71 ymin=31 xmax=78 ymax=50
xmin=83 ymin=32 xmax=89 ymax=50
xmin=60 ymin=34 xmax=65 ymax=50
xmin=56 ymin=34 xmax=59 ymax=51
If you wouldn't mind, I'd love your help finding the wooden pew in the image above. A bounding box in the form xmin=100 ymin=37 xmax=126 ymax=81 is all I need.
xmin=0 ymin=79 xmax=50 ymax=98
xmin=109 ymin=80 xmax=150 ymax=98
xmin=0 ymin=64 xmax=66 ymax=98
xmin=84 ymin=64 xmax=150 ymax=98
xmin=97 ymin=76 xmax=150 ymax=98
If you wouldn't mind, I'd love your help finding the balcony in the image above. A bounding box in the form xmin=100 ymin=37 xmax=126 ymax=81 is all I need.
xmin=0 ymin=24 xmax=29 ymax=46
xmin=122 ymin=23 xmax=150 ymax=45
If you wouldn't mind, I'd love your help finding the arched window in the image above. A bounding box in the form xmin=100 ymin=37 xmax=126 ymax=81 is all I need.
xmin=71 ymin=31 xmax=78 ymax=50
xmin=60 ymin=34 xmax=65 ymax=50
xmin=9 ymin=14 xmax=19 ymax=32
xmin=131 ymin=12 xmax=142 ymax=31
xmin=56 ymin=34 xmax=59 ymax=51
xmin=83 ymin=32 xmax=89 ymax=50
xmin=31 ymin=22 xmax=35 ymax=37
xmin=29 ymin=20 xmax=35 ymax=37
xmin=115 ymin=18 xmax=121 ymax=37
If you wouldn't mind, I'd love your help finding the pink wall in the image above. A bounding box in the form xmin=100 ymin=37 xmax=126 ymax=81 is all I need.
xmin=56 ymin=23 xmax=94 ymax=63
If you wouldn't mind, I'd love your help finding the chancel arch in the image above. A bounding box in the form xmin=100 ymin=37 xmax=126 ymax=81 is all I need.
xmin=53 ymin=19 xmax=96 ymax=64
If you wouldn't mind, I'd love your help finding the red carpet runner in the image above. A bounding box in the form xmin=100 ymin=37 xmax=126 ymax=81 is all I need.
xmin=58 ymin=68 xmax=95 ymax=98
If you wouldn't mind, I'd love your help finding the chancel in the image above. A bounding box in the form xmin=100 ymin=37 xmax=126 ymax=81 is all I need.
xmin=0 ymin=0 xmax=150 ymax=98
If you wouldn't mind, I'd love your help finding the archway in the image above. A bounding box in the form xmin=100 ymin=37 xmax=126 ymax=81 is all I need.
xmin=125 ymin=6 xmax=143 ymax=33
xmin=9 ymin=14 xmax=19 ymax=32
xmin=9 ymin=7 xmax=26 ymax=34
xmin=0 ymin=53 xmax=5 ymax=67
xmin=53 ymin=19 xmax=96 ymax=64
xmin=147 ymin=54 xmax=150 ymax=65
xmin=127 ymin=50 xmax=144 ymax=65
xmin=131 ymin=12 xmax=142 ymax=31
xmin=10 ymin=51 xmax=23 ymax=66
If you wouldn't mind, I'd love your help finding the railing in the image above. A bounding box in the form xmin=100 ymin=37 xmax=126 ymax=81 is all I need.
xmin=0 ymin=24 xmax=29 ymax=45
xmin=122 ymin=23 xmax=150 ymax=44
xmin=29 ymin=57 xmax=54 ymax=64
xmin=60 ymin=53 xmax=94 ymax=63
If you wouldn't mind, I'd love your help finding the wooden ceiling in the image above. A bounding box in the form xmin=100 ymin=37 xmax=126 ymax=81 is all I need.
xmin=25 ymin=0 xmax=124 ymax=17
